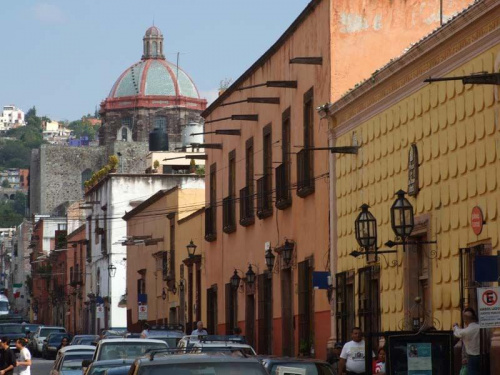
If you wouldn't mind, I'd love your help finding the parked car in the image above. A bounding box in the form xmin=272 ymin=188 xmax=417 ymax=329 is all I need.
xmin=0 ymin=294 xmax=10 ymax=316
xmin=103 ymin=366 xmax=132 ymax=375
xmin=177 ymin=335 xmax=256 ymax=355
xmin=21 ymin=323 xmax=41 ymax=336
xmin=127 ymin=353 xmax=268 ymax=375
xmin=32 ymin=326 xmax=66 ymax=356
xmin=42 ymin=332 xmax=72 ymax=359
xmin=90 ymin=338 xmax=169 ymax=362
xmin=0 ymin=323 xmax=30 ymax=351
xmin=83 ymin=359 xmax=135 ymax=375
xmin=70 ymin=335 xmax=99 ymax=346
xmin=50 ymin=351 xmax=94 ymax=375
xmin=145 ymin=325 xmax=185 ymax=347
xmin=258 ymin=357 xmax=335 ymax=375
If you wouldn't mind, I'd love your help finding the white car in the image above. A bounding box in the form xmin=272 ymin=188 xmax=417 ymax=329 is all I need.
xmin=54 ymin=345 xmax=95 ymax=362
xmin=32 ymin=326 xmax=66 ymax=355
xmin=91 ymin=338 xmax=169 ymax=361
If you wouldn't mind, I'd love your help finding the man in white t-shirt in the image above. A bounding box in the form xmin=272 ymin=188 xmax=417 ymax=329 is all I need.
xmin=339 ymin=327 xmax=371 ymax=375
xmin=14 ymin=339 xmax=31 ymax=375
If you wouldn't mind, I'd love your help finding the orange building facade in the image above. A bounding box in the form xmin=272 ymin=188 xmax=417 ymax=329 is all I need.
xmin=201 ymin=0 xmax=472 ymax=359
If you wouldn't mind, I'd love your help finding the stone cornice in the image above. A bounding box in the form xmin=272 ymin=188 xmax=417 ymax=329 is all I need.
xmin=329 ymin=0 xmax=499 ymax=135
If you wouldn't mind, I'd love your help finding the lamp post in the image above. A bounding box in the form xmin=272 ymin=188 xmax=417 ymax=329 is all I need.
xmin=245 ymin=265 xmax=256 ymax=287
xmin=186 ymin=240 xmax=197 ymax=258
xmin=265 ymin=248 xmax=275 ymax=273
xmin=282 ymin=240 xmax=294 ymax=266
xmin=390 ymin=190 xmax=415 ymax=252
xmin=107 ymin=264 xmax=116 ymax=331
xmin=230 ymin=270 xmax=241 ymax=290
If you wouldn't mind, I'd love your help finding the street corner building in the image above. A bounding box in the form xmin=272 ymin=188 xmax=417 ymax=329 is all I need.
xmin=123 ymin=186 xmax=206 ymax=332
xmin=199 ymin=0 xmax=473 ymax=359
xmin=324 ymin=0 xmax=500 ymax=371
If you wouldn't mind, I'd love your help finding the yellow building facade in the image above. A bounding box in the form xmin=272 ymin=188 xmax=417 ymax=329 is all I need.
xmin=124 ymin=187 xmax=205 ymax=332
xmin=326 ymin=0 xmax=500 ymax=365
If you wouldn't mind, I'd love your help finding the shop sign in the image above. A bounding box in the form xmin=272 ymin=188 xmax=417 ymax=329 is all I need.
xmin=96 ymin=304 xmax=104 ymax=319
xmin=471 ymin=206 xmax=484 ymax=235
xmin=408 ymin=144 xmax=419 ymax=196
xmin=477 ymin=287 xmax=500 ymax=328
xmin=407 ymin=343 xmax=432 ymax=375
xmin=138 ymin=304 xmax=148 ymax=320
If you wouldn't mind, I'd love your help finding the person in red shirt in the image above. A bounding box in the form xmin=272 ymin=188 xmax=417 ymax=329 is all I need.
xmin=372 ymin=347 xmax=386 ymax=374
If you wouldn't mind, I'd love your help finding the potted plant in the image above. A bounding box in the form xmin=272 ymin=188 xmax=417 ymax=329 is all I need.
xmin=189 ymin=159 xmax=196 ymax=174
xmin=108 ymin=155 xmax=119 ymax=172
xmin=153 ymin=160 xmax=160 ymax=173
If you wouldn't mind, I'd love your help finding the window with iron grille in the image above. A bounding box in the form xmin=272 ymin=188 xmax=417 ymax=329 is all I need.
xmin=225 ymin=283 xmax=237 ymax=335
xmin=336 ymin=271 xmax=355 ymax=344
xmin=162 ymin=251 xmax=169 ymax=281
xmin=154 ymin=116 xmax=167 ymax=132
xmin=257 ymin=125 xmax=273 ymax=219
xmin=223 ymin=150 xmax=236 ymax=233
xmin=276 ymin=108 xmax=292 ymax=209
xmin=298 ymin=259 xmax=313 ymax=355
xmin=358 ymin=266 xmax=380 ymax=348
xmin=297 ymin=88 xmax=315 ymax=197
xmin=205 ymin=163 xmax=217 ymax=241
xmin=169 ymin=215 xmax=176 ymax=282
xmin=240 ymin=139 xmax=255 ymax=226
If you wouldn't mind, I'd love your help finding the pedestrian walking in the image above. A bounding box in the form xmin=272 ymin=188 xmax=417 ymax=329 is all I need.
xmin=327 ymin=342 xmax=343 ymax=374
xmin=454 ymin=307 xmax=480 ymax=375
xmin=14 ymin=339 xmax=31 ymax=375
xmin=0 ymin=338 xmax=16 ymax=375
xmin=191 ymin=321 xmax=208 ymax=336
xmin=339 ymin=327 xmax=373 ymax=375
xmin=140 ymin=323 xmax=150 ymax=339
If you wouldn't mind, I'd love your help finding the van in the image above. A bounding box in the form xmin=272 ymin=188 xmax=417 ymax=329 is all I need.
xmin=0 ymin=294 xmax=10 ymax=315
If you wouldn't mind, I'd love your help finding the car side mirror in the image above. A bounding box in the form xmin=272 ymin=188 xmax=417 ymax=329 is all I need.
xmin=82 ymin=359 xmax=92 ymax=368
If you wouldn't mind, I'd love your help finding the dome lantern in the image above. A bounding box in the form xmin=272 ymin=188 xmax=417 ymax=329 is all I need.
xmin=142 ymin=26 xmax=164 ymax=60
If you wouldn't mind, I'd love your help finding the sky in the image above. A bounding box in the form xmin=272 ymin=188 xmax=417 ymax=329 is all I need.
xmin=0 ymin=0 xmax=309 ymax=121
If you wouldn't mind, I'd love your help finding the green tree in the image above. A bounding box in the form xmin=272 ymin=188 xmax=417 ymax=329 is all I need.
xmin=1 ymin=179 xmax=9 ymax=188
xmin=0 ymin=201 xmax=23 ymax=227
xmin=68 ymin=120 xmax=100 ymax=140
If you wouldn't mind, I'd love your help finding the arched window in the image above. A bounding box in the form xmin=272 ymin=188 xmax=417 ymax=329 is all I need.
xmin=81 ymin=168 xmax=92 ymax=190
xmin=154 ymin=117 xmax=167 ymax=132
xmin=152 ymin=41 xmax=158 ymax=57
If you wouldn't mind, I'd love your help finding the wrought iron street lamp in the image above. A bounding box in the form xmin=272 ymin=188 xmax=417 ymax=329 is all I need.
xmin=107 ymin=264 xmax=117 ymax=278
xmin=390 ymin=190 xmax=414 ymax=239
xmin=230 ymin=270 xmax=241 ymax=290
xmin=265 ymin=248 xmax=275 ymax=273
xmin=162 ymin=288 xmax=167 ymax=301
xmin=245 ymin=265 xmax=256 ymax=286
xmin=355 ymin=204 xmax=377 ymax=249
xmin=186 ymin=240 xmax=197 ymax=258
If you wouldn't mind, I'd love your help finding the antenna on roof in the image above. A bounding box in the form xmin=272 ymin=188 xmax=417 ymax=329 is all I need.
xmin=152 ymin=17 xmax=155 ymax=26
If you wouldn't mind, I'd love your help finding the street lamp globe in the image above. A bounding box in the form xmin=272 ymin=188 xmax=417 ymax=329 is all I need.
xmin=390 ymin=190 xmax=414 ymax=238
xmin=245 ymin=265 xmax=256 ymax=286
xmin=186 ymin=240 xmax=197 ymax=258
xmin=265 ymin=249 xmax=275 ymax=273
xmin=108 ymin=264 xmax=117 ymax=278
xmin=230 ymin=270 xmax=241 ymax=290
xmin=354 ymin=204 xmax=377 ymax=249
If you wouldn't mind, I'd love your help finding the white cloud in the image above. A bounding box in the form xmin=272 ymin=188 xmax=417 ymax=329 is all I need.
xmin=199 ymin=89 xmax=219 ymax=105
xmin=32 ymin=3 xmax=66 ymax=24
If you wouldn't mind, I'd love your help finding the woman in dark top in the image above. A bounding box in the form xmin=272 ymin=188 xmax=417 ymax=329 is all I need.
xmin=57 ymin=337 xmax=69 ymax=352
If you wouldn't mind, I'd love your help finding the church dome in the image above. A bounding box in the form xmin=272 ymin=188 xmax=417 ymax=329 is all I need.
xmin=102 ymin=25 xmax=206 ymax=112
xmin=108 ymin=59 xmax=201 ymax=99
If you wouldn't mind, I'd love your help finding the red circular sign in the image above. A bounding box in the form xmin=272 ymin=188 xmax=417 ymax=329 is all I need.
xmin=482 ymin=289 xmax=498 ymax=306
xmin=471 ymin=206 xmax=484 ymax=235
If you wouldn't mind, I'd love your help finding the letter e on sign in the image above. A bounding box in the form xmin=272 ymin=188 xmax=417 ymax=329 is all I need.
xmin=471 ymin=206 xmax=484 ymax=235
xmin=482 ymin=290 xmax=498 ymax=306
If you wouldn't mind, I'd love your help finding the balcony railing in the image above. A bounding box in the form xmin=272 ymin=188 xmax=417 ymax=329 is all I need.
xmin=296 ymin=149 xmax=315 ymax=198
xmin=275 ymin=163 xmax=291 ymax=210
xmin=257 ymin=176 xmax=273 ymax=219
xmin=223 ymin=196 xmax=236 ymax=234
xmin=239 ymin=186 xmax=255 ymax=226
xmin=205 ymin=206 xmax=217 ymax=242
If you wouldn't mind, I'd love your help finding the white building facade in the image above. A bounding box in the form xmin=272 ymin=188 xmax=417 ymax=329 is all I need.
xmin=84 ymin=173 xmax=204 ymax=333
xmin=0 ymin=105 xmax=25 ymax=130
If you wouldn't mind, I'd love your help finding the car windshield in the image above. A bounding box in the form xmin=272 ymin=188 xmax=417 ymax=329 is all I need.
xmin=61 ymin=353 xmax=93 ymax=370
xmin=80 ymin=337 xmax=98 ymax=345
xmin=98 ymin=342 xmax=168 ymax=360
xmin=40 ymin=328 xmax=65 ymax=337
xmin=270 ymin=363 xmax=334 ymax=375
xmin=138 ymin=362 xmax=267 ymax=375
xmin=0 ymin=302 xmax=9 ymax=312
xmin=155 ymin=337 xmax=181 ymax=348
xmin=48 ymin=334 xmax=68 ymax=344
xmin=0 ymin=325 xmax=23 ymax=334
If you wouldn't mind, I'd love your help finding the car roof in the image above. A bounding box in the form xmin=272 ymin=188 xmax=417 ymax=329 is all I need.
xmin=147 ymin=331 xmax=184 ymax=338
xmin=99 ymin=338 xmax=167 ymax=344
xmin=62 ymin=351 xmax=94 ymax=358
xmin=91 ymin=359 xmax=136 ymax=366
xmin=73 ymin=335 xmax=98 ymax=338
xmin=60 ymin=345 xmax=95 ymax=353
xmin=40 ymin=326 xmax=65 ymax=330
xmin=137 ymin=354 xmax=262 ymax=365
